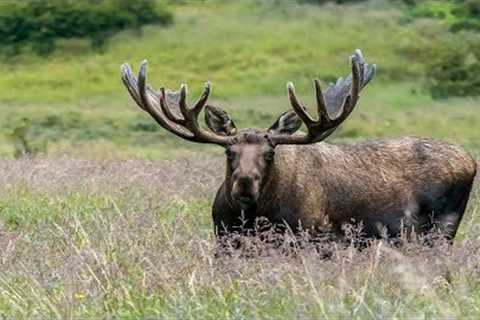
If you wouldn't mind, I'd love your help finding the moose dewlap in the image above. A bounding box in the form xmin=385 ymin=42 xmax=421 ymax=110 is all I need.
xmin=121 ymin=50 xmax=477 ymax=241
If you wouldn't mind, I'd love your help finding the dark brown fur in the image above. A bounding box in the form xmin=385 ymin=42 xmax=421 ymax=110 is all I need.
xmin=213 ymin=134 xmax=477 ymax=240
xmin=120 ymin=51 xmax=476 ymax=242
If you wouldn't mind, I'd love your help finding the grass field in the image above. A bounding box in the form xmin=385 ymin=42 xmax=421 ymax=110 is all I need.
xmin=0 ymin=0 xmax=479 ymax=318
xmin=0 ymin=159 xmax=478 ymax=318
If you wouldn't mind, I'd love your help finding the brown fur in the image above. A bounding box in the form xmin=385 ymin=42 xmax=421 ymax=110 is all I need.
xmin=213 ymin=135 xmax=477 ymax=240
xmin=120 ymin=52 xmax=476 ymax=242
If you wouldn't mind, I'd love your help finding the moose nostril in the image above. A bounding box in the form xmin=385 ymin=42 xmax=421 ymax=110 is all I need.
xmin=238 ymin=176 xmax=253 ymax=187
xmin=253 ymin=174 xmax=260 ymax=181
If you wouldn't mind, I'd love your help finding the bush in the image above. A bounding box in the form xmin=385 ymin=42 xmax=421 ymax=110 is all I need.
xmin=450 ymin=0 xmax=480 ymax=31
xmin=7 ymin=118 xmax=48 ymax=158
xmin=426 ymin=35 xmax=480 ymax=98
xmin=0 ymin=0 xmax=173 ymax=55
xmin=298 ymin=0 xmax=367 ymax=4
xmin=401 ymin=0 xmax=480 ymax=32
xmin=397 ymin=1 xmax=480 ymax=98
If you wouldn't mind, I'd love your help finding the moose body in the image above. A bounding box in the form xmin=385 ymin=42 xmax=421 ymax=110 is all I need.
xmin=121 ymin=50 xmax=477 ymax=242
xmin=212 ymin=137 xmax=476 ymax=239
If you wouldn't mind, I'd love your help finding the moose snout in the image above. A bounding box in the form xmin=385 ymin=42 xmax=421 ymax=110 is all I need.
xmin=237 ymin=176 xmax=254 ymax=188
xmin=231 ymin=174 xmax=260 ymax=207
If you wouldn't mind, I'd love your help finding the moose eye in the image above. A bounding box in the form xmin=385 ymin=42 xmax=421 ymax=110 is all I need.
xmin=225 ymin=149 xmax=236 ymax=160
xmin=264 ymin=150 xmax=275 ymax=161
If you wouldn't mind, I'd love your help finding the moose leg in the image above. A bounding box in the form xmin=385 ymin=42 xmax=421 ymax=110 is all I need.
xmin=432 ymin=182 xmax=474 ymax=240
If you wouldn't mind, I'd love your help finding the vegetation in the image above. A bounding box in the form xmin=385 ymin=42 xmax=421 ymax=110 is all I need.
xmin=403 ymin=0 xmax=480 ymax=32
xmin=395 ymin=0 xmax=480 ymax=98
xmin=0 ymin=0 xmax=172 ymax=55
xmin=7 ymin=118 xmax=48 ymax=158
xmin=299 ymin=0 xmax=367 ymax=4
xmin=0 ymin=1 xmax=478 ymax=317
xmin=427 ymin=34 xmax=480 ymax=98
xmin=0 ymin=0 xmax=478 ymax=158
xmin=0 ymin=159 xmax=478 ymax=318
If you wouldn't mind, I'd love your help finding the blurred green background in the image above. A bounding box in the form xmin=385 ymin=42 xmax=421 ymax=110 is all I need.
xmin=0 ymin=0 xmax=478 ymax=159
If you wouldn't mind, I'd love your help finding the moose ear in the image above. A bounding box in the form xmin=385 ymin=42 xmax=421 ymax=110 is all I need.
xmin=205 ymin=105 xmax=237 ymax=136
xmin=268 ymin=111 xmax=302 ymax=135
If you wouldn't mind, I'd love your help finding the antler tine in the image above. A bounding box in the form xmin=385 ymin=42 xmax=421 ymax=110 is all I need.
xmin=192 ymin=82 xmax=211 ymax=115
xmin=287 ymin=82 xmax=315 ymax=126
xmin=159 ymin=87 xmax=186 ymax=125
xmin=174 ymin=83 xmax=215 ymax=140
xmin=158 ymin=81 xmax=213 ymax=140
xmin=178 ymin=84 xmax=189 ymax=119
xmin=121 ymin=60 xmax=233 ymax=146
xmin=355 ymin=49 xmax=365 ymax=86
xmin=121 ymin=63 xmax=144 ymax=110
xmin=272 ymin=49 xmax=376 ymax=145
xmin=327 ymin=51 xmax=361 ymax=125
xmin=345 ymin=50 xmax=361 ymax=118
xmin=314 ymin=79 xmax=330 ymax=124
xmin=136 ymin=61 xmax=193 ymax=140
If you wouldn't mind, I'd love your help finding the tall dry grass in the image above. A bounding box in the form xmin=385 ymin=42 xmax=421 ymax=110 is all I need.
xmin=0 ymin=158 xmax=478 ymax=318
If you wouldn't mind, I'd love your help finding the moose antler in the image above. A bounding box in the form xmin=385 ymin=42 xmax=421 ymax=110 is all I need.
xmin=121 ymin=61 xmax=235 ymax=146
xmin=271 ymin=49 xmax=376 ymax=145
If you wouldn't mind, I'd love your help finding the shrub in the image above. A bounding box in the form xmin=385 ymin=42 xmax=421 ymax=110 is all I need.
xmin=426 ymin=35 xmax=480 ymax=98
xmin=0 ymin=0 xmax=173 ymax=55
xmin=7 ymin=118 xmax=48 ymax=158
xmin=450 ymin=0 xmax=480 ymax=31
xmin=298 ymin=0 xmax=367 ymax=4
xmin=401 ymin=0 xmax=480 ymax=32
xmin=396 ymin=1 xmax=480 ymax=98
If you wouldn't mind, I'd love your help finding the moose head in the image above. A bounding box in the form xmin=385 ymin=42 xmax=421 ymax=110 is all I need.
xmin=121 ymin=50 xmax=376 ymax=209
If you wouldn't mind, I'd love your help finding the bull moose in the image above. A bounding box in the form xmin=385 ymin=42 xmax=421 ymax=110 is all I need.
xmin=121 ymin=50 xmax=476 ymax=241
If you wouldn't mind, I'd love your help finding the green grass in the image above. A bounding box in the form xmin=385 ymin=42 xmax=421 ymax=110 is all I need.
xmin=2 ymin=0 xmax=477 ymax=159
xmin=1 ymin=82 xmax=478 ymax=159
xmin=0 ymin=1 xmax=441 ymax=103
xmin=0 ymin=159 xmax=478 ymax=318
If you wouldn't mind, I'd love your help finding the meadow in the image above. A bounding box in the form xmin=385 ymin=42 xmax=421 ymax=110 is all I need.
xmin=0 ymin=0 xmax=479 ymax=318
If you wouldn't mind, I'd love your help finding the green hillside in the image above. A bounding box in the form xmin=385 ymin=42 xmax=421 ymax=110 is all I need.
xmin=0 ymin=0 xmax=478 ymax=159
